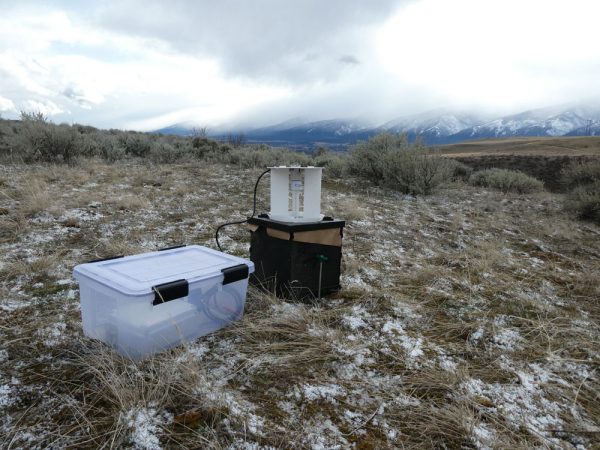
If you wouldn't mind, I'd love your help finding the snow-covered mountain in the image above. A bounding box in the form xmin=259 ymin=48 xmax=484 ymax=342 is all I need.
xmin=453 ymin=105 xmax=600 ymax=141
xmin=248 ymin=118 xmax=371 ymax=137
xmin=380 ymin=109 xmax=485 ymax=144
xmin=154 ymin=121 xmax=202 ymax=136
xmin=155 ymin=103 xmax=600 ymax=148
xmin=230 ymin=118 xmax=376 ymax=149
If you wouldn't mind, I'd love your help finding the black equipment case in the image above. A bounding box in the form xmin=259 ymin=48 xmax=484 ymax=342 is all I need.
xmin=247 ymin=216 xmax=345 ymax=300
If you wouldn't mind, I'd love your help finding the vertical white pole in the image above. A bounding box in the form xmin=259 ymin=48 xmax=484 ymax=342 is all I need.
xmin=303 ymin=168 xmax=322 ymax=219
xmin=270 ymin=168 xmax=289 ymax=217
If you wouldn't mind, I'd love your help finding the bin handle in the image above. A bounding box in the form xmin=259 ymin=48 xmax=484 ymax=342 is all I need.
xmin=221 ymin=264 xmax=249 ymax=285
xmin=152 ymin=279 xmax=189 ymax=305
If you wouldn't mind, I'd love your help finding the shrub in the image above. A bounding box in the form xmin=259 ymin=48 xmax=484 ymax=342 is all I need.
xmin=190 ymin=139 xmax=219 ymax=159
xmin=383 ymin=147 xmax=455 ymax=195
xmin=346 ymin=134 xmax=454 ymax=195
xmin=120 ymin=134 xmax=152 ymax=157
xmin=149 ymin=142 xmax=186 ymax=164
xmin=565 ymin=181 xmax=600 ymax=224
xmin=325 ymin=158 xmax=346 ymax=179
xmin=79 ymin=132 xmax=121 ymax=159
xmin=468 ymin=171 xmax=490 ymax=187
xmin=2 ymin=115 xmax=241 ymax=164
xmin=561 ymin=160 xmax=600 ymax=190
xmin=313 ymin=146 xmax=329 ymax=158
xmin=313 ymin=153 xmax=346 ymax=179
xmin=450 ymin=160 xmax=473 ymax=181
xmin=0 ymin=119 xmax=15 ymax=159
xmin=75 ymin=124 xmax=98 ymax=134
xmin=222 ymin=145 xmax=311 ymax=169
xmin=347 ymin=133 xmax=406 ymax=182
xmin=16 ymin=113 xmax=80 ymax=163
xmin=100 ymin=138 xmax=126 ymax=163
xmin=469 ymin=169 xmax=544 ymax=194
xmin=192 ymin=136 xmax=210 ymax=148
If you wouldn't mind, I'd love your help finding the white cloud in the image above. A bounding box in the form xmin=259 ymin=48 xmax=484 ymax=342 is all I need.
xmin=0 ymin=96 xmax=16 ymax=113
xmin=375 ymin=0 xmax=600 ymax=111
xmin=0 ymin=0 xmax=598 ymax=129
xmin=0 ymin=7 xmax=291 ymax=128
xmin=23 ymin=99 xmax=64 ymax=116
xmin=92 ymin=0 xmax=402 ymax=82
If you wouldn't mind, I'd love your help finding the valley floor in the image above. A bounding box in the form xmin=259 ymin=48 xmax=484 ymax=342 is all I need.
xmin=0 ymin=161 xmax=599 ymax=449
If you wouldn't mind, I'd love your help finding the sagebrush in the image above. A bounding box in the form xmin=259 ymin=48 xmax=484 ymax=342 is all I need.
xmin=469 ymin=168 xmax=544 ymax=194
xmin=560 ymin=159 xmax=600 ymax=189
xmin=565 ymin=180 xmax=600 ymax=224
xmin=12 ymin=112 xmax=80 ymax=163
xmin=347 ymin=133 xmax=456 ymax=195
xmin=0 ymin=115 xmax=313 ymax=169
xmin=1 ymin=117 xmax=460 ymax=196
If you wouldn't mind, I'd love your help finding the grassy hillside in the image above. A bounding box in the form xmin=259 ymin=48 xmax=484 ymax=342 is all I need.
xmin=438 ymin=136 xmax=600 ymax=157
xmin=438 ymin=137 xmax=600 ymax=192
xmin=0 ymin=161 xmax=598 ymax=448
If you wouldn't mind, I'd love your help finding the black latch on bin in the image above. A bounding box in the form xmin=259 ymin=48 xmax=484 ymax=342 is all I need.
xmin=221 ymin=264 xmax=249 ymax=285
xmin=152 ymin=279 xmax=189 ymax=305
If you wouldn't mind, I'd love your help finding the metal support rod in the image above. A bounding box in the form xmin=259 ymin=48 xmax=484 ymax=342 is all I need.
xmin=318 ymin=261 xmax=323 ymax=299
xmin=316 ymin=254 xmax=328 ymax=300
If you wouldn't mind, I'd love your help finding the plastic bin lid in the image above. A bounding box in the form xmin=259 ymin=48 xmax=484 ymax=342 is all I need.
xmin=73 ymin=245 xmax=254 ymax=296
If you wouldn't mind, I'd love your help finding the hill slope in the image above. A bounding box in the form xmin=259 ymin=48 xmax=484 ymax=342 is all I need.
xmin=438 ymin=136 xmax=600 ymax=192
xmin=437 ymin=136 xmax=600 ymax=157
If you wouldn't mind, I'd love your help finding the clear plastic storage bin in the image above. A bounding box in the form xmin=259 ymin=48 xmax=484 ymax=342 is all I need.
xmin=73 ymin=245 xmax=254 ymax=359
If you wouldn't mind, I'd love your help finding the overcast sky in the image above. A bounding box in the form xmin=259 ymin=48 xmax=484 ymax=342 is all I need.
xmin=1 ymin=0 xmax=599 ymax=130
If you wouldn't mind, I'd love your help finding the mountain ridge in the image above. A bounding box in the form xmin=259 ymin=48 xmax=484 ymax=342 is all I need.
xmin=155 ymin=103 xmax=600 ymax=149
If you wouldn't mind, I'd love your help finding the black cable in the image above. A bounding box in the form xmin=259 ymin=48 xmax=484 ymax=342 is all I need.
xmin=215 ymin=168 xmax=271 ymax=251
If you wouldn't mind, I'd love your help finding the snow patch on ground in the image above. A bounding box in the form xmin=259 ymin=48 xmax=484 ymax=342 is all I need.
xmin=299 ymin=383 xmax=346 ymax=403
xmin=304 ymin=416 xmax=349 ymax=450
xmin=438 ymin=354 xmax=458 ymax=371
xmin=0 ymin=383 xmax=16 ymax=408
xmin=382 ymin=319 xmax=424 ymax=358
xmin=38 ymin=321 xmax=67 ymax=347
xmin=470 ymin=327 xmax=484 ymax=344
xmin=195 ymin=378 xmax=266 ymax=437
xmin=123 ymin=407 xmax=172 ymax=450
xmin=462 ymin=375 xmax=565 ymax=445
xmin=184 ymin=342 xmax=210 ymax=361
xmin=341 ymin=273 xmax=372 ymax=290
xmin=342 ymin=305 xmax=370 ymax=330
xmin=492 ymin=328 xmax=523 ymax=351
xmin=0 ymin=297 xmax=32 ymax=312
xmin=472 ymin=423 xmax=496 ymax=449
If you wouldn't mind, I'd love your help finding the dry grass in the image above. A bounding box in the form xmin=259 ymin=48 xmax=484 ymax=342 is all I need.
xmin=107 ymin=195 xmax=149 ymax=212
xmin=18 ymin=179 xmax=51 ymax=217
xmin=0 ymin=215 xmax=29 ymax=243
xmin=226 ymin=288 xmax=343 ymax=378
xmin=438 ymin=136 xmax=600 ymax=157
xmin=0 ymin=161 xmax=599 ymax=449
xmin=330 ymin=196 xmax=369 ymax=221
